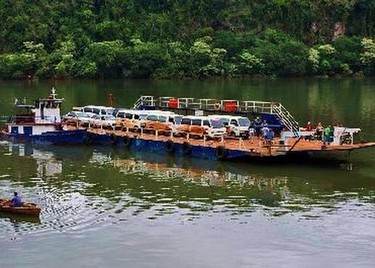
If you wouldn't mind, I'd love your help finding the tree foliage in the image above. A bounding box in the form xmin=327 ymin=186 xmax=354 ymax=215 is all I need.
xmin=0 ymin=0 xmax=375 ymax=79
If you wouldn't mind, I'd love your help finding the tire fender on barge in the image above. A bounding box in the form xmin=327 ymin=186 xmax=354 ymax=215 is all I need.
xmin=216 ymin=145 xmax=227 ymax=159
xmin=182 ymin=141 xmax=192 ymax=155
xmin=123 ymin=135 xmax=131 ymax=147
xmin=110 ymin=133 xmax=117 ymax=145
xmin=84 ymin=132 xmax=93 ymax=145
xmin=165 ymin=139 xmax=175 ymax=153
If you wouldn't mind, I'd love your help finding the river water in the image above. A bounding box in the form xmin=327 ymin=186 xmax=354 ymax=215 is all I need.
xmin=0 ymin=79 xmax=374 ymax=267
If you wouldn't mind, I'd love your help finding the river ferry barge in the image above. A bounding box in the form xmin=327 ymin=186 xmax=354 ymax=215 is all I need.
xmin=84 ymin=95 xmax=375 ymax=160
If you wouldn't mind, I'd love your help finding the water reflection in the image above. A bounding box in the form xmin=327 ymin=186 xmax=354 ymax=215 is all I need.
xmin=0 ymin=142 xmax=374 ymax=240
xmin=0 ymin=212 xmax=41 ymax=224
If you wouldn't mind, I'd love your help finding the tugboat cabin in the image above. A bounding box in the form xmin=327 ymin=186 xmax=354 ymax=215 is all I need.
xmin=7 ymin=88 xmax=63 ymax=135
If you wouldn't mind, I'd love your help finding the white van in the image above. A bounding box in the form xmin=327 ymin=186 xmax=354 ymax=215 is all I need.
xmin=142 ymin=111 xmax=183 ymax=134
xmin=209 ymin=115 xmax=251 ymax=137
xmin=115 ymin=109 xmax=150 ymax=130
xmin=177 ymin=115 xmax=226 ymax=138
xmin=74 ymin=105 xmax=115 ymax=116
xmin=227 ymin=116 xmax=251 ymax=137
xmin=208 ymin=115 xmax=232 ymax=127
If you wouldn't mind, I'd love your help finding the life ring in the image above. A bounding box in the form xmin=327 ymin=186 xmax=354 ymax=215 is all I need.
xmin=216 ymin=145 xmax=227 ymax=159
xmin=123 ymin=135 xmax=131 ymax=147
xmin=110 ymin=133 xmax=117 ymax=145
xmin=182 ymin=141 xmax=192 ymax=155
xmin=214 ymin=103 xmax=221 ymax=110
xmin=165 ymin=139 xmax=175 ymax=153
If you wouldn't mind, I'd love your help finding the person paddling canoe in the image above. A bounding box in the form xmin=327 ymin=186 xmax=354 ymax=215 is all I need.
xmin=10 ymin=192 xmax=22 ymax=207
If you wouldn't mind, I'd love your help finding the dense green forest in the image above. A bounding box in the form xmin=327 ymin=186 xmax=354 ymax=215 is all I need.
xmin=1 ymin=0 xmax=375 ymax=79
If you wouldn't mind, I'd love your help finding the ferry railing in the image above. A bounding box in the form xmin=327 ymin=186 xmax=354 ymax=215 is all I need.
xmin=159 ymin=97 xmax=174 ymax=108
xmin=133 ymin=96 xmax=157 ymax=109
xmin=239 ymin=101 xmax=274 ymax=114
xmin=200 ymin=99 xmax=218 ymax=110
xmin=2 ymin=115 xmax=60 ymax=124
xmin=133 ymin=97 xmax=300 ymax=133
xmin=177 ymin=98 xmax=195 ymax=109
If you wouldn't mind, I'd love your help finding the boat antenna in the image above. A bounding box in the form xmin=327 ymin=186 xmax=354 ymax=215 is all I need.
xmin=50 ymin=87 xmax=57 ymax=99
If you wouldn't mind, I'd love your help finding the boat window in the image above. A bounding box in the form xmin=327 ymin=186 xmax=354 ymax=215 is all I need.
xmin=230 ymin=119 xmax=238 ymax=126
xmin=11 ymin=126 xmax=18 ymax=134
xmin=93 ymin=108 xmax=100 ymax=114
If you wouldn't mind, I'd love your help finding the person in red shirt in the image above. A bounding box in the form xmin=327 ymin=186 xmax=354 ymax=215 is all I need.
xmin=305 ymin=121 xmax=314 ymax=140
xmin=305 ymin=121 xmax=313 ymax=131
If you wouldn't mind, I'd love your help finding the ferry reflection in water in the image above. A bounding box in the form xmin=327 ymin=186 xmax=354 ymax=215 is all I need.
xmin=0 ymin=142 xmax=374 ymax=238
xmin=7 ymin=143 xmax=62 ymax=177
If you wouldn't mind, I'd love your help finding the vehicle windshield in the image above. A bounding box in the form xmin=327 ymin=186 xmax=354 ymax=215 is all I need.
xmin=116 ymin=111 xmax=127 ymax=118
xmin=159 ymin=116 xmax=167 ymax=122
xmin=101 ymin=108 xmax=114 ymax=115
xmin=92 ymin=108 xmax=100 ymax=114
xmin=103 ymin=115 xmax=116 ymax=120
xmin=238 ymin=118 xmax=251 ymax=126
xmin=181 ymin=118 xmax=191 ymax=125
xmin=139 ymin=114 xmax=148 ymax=120
xmin=192 ymin=119 xmax=202 ymax=126
xmin=220 ymin=118 xmax=230 ymax=126
xmin=75 ymin=112 xmax=90 ymax=118
xmin=147 ymin=115 xmax=158 ymax=121
xmin=174 ymin=116 xmax=182 ymax=124
xmin=210 ymin=119 xmax=224 ymax=128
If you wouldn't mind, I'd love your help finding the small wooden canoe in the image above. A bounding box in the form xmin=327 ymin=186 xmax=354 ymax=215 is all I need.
xmin=0 ymin=199 xmax=41 ymax=216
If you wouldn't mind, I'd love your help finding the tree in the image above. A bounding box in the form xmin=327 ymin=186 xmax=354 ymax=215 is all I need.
xmin=360 ymin=37 xmax=375 ymax=74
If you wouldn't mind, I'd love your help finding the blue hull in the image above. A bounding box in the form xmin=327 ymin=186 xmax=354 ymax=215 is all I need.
xmin=86 ymin=132 xmax=249 ymax=160
xmin=1 ymin=129 xmax=87 ymax=145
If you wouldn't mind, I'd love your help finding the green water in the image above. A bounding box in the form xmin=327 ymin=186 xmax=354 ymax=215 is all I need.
xmin=0 ymin=79 xmax=374 ymax=267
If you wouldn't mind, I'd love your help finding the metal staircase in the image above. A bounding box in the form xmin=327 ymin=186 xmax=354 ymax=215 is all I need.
xmin=271 ymin=103 xmax=299 ymax=136
xmin=132 ymin=97 xmax=143 ymax=109
xmin=133 ymin=96 xmax=156 ymax=109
